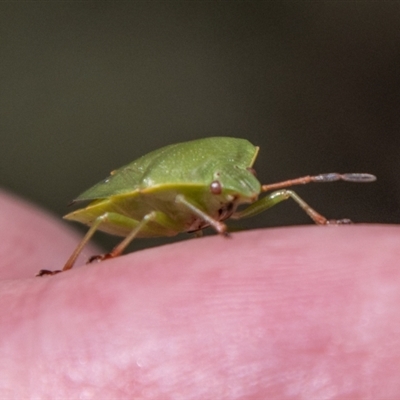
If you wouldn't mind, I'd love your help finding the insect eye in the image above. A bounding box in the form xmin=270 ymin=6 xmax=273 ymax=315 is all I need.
xmin=210 ymin=180 xmax=222 ymax=195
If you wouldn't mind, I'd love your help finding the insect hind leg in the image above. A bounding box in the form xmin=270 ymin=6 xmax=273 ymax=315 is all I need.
xmin=63 ymin=212 xmax=136 ymax=271
xmin=87 ymin=209 xmax=183 ymax=264
xmin=37 ymin=210 xmax=179 ymax=276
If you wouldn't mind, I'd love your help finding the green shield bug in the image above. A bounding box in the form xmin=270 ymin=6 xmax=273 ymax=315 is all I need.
xmin=37 ymin=137 xmax=376 ymax=276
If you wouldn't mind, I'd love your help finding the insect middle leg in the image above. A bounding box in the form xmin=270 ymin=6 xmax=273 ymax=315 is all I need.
xmin=175 ymin=194 xmax=228 ymax=235
xmin=232 ymin=189 xmax=351 ymax=225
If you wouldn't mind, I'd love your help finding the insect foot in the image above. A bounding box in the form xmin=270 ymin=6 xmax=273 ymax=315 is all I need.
xmin=87 ymin=253 xmax=113 ymax=264
xmin=36 ymin=269 xmax=62 ymax=277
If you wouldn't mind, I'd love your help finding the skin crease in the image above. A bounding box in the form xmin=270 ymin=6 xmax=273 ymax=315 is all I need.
xmin=1 ymin=190 xmax=400 ymax=399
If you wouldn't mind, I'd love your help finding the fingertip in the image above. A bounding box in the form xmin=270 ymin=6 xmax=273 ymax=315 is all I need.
xmin=0 ymin=190 xmax=100 ymax=279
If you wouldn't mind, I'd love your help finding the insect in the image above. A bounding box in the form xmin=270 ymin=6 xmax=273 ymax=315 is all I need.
xmin=37 ymin=137 xmax=376 ymax=276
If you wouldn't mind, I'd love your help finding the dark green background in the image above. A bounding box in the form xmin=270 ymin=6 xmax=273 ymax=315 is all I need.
xmin=2 ymin=2 xmax=399 ymax=250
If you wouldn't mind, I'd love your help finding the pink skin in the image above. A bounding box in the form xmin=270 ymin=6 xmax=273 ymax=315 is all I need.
xmin=1 ymin=189 xmax=400 ymax=398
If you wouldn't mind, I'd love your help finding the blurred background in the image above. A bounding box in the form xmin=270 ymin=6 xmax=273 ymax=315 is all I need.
xmin=1 ymin=2 xmax=399 ymax=252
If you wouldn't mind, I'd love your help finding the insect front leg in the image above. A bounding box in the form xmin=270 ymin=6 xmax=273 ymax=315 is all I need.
xmin=232 ymin=189 xmax=352 ymax=225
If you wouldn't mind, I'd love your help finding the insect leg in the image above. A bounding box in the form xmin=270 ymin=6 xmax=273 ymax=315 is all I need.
xmin=232 ymin=189 xmax=351 ymax=225
xmin=175 ymin=194 xmax=228 ymax=235
xmin=37 ymin=212 xmax=126 ymax=276
xmin=37 ymin=210 xmax=181 ymax=276
xmin=101 ymin=210 xmax=179 ymax=260
xmin=87 ymin=210 xmax=184 ymax=264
